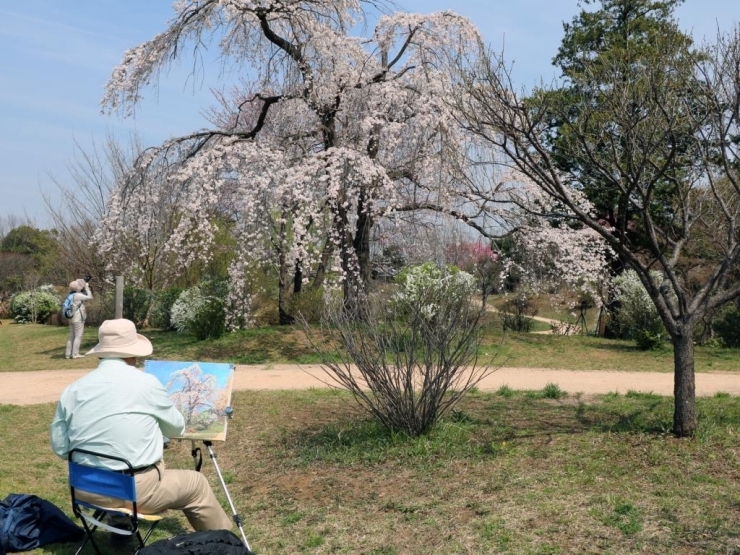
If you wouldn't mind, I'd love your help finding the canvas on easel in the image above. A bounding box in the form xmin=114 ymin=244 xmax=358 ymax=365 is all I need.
xmin=144 ymin=360 xmax=234 ymax=441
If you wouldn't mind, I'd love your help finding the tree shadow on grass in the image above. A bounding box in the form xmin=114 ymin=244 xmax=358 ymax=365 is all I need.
xmin=280 ymin=393 xmax=682 ymax=463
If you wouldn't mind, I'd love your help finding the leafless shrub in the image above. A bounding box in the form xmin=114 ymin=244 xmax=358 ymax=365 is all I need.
xmin=302 ymin=280 xmax=495 ymax=436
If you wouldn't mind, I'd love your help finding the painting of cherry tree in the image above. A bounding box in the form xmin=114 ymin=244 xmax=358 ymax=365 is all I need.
xmin=144 ymin=360 xmax=234 ymax=441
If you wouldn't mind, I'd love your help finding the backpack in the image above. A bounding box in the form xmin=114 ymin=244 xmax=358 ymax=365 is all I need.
xmin=61 ymin=293 xmax=77 ymax=320
xmin=137 ymin=530 xmax=252 ymax=555
xmin=0 ymin=494 xmax=84 ymax=554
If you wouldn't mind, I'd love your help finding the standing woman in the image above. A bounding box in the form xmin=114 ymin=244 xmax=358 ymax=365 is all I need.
xmin=65 ymin=278 xmax=92 ymax=359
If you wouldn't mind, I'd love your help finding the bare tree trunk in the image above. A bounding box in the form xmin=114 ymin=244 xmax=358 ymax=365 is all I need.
xmin=293 ymin=260 xmax=303 ymax=294
xmin=672 ymin=324 xmax=697 ymax=437
xmin=277 ymin=221 xmax=295 ymax=325
xmin=354 ymin=189 xmax=372 ymax=287
xmin=311 ymin=242 xmax=332 ymax=291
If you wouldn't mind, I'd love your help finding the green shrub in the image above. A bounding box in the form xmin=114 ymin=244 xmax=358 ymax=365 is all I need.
xmin=189 ymin=297 xmax=226 ymax=340
xmin=10 ymin=287 xmax=60 ymax=324
xmin=499 ymin=295 xmax=537 ymax=333
xmin=150 ymin=287 xmax=183 ymax=330
xmin=496 ymin=385 xmax=514 ymax=398
xmin=542 ymin=383 xmax=565 ymax=399
xmin=633 ymin=329 xmax=666 ymax=351
xmin=713 ymin=305 xmax=740 ymax=348
xmin=290 ymin=288 xmax=325 ymax=325
xmin=123 ymin=286 xmax=154 ymax=327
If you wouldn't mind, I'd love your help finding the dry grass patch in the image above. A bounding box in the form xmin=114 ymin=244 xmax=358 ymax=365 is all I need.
xmin=6 ymin=389 xmax=740 ymax=554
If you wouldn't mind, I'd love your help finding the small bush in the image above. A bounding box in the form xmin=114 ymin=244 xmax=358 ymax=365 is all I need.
xmin=290 ymin=288 xmax=325 ymax=325
xmin=306 ymin=263 xmax=490 ymax=437
xmin=10 ymin=288 xmax=60 ymax=324
xmin=542 ymin=383 xmax=565 ymax=399
xmin=123 ymin=286 xmax=154 ymax=327
xmin=633 ymin=329 xmax=666 ymax=351
xmin=150 ymin=287 xmax=183 ymax=330
xmin=189 ymin=297 xmax=226 ymax=340
xmin=499 ymin=295 xmax=537 ymax=332
xmin=496 ymin=385 xmax=514 ymax=398
xmin=171 ymin=280 xmax=227 ymax=340
xmin=713 ymin=305 xmax=740 ymax=348
xmin=611 ymin=270 xmax=668 ymax=350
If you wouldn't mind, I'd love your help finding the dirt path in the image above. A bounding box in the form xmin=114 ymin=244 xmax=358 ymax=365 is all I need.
xmin=2 ymin=364 xmax=740 ymax=406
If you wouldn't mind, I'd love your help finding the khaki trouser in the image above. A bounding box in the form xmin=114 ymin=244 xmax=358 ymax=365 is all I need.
xmin=65 ymin=321 xmax=84 ymax=358
xmin=78 ymin=461 xmax=232 ymax=531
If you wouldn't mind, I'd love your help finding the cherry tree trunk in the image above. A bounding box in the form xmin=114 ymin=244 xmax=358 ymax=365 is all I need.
xmin=277 ymin=221 xmax=295 ymax=325
xmin=672 ymin=324 xmax=697 ymax=437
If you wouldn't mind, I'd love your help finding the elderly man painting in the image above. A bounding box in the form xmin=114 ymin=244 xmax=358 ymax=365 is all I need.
xmin=50 ymin=319 xmax=232 ymax=532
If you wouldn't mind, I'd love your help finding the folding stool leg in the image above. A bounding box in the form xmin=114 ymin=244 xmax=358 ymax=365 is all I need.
xmin=74 ymin=509 xmax=105 ymax=555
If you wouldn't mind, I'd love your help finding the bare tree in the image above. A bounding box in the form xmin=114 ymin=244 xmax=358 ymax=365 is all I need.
xmin=44 ymin=134 xmax=141 ymax=287
xmin=451 ymin=26 xmax=740 ymax=436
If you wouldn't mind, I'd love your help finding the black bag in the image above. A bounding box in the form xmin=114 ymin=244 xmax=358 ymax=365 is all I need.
xmin=138 ymin=529 xmax=252 ymax=555
xmin=0 ymin=494 xmax=84 ymax=554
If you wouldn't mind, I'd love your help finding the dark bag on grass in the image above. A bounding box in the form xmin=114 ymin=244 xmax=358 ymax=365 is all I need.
xmin=0 ymin=494 xmax=84 ymax=553
xmin=137 ymin=529 xmax=251 ymax=555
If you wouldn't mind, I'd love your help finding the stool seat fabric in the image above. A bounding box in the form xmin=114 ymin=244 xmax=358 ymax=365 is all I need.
xmin=68 ymin=448 xmax=166 ymax=555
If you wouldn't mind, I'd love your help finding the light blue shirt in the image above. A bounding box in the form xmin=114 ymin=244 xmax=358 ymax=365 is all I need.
xmin=50 ymin=358 xmax=185 ymax=470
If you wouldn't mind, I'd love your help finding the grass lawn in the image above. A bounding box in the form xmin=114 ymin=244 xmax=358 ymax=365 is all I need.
xmin=2 ymin=316 xmax=739 ymax=373
xmin=3 ymin=319 xmax=740 ymax=553
xmin=4 ymin=389 xmax=740 ymax=554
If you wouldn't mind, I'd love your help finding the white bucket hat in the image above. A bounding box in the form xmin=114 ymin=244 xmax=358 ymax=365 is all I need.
xmin=86 ymin=319 xmax=153 ymax=358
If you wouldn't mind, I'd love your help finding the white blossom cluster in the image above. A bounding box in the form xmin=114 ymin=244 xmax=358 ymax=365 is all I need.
xmin=611 ymin=269 xmax=668 ymax=342
xmin=170 ymin=285 xmax=209 ymax=333
xmin=509 ymin=223 xmax=612 ymax=299
xmin=394 ymin=263 xmax=476 ymax=320
xmin=488 ymin=168 xmax=614 ymax=302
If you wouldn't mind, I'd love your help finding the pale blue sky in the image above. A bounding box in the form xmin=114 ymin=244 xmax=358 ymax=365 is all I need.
xmin=0 ymin=0 xmax=736 ymax=225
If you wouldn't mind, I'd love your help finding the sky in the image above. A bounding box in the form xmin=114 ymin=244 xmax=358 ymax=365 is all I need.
xmin=0 ymin=0 xmax=737 ymax=226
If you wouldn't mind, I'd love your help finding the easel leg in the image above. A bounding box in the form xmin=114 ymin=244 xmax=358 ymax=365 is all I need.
xmin=202 ymin=441 xmax=252 ymax=552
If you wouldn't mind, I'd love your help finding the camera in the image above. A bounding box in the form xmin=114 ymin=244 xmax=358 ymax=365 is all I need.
xmin=84 ymin=275 xmax=92 ymax=283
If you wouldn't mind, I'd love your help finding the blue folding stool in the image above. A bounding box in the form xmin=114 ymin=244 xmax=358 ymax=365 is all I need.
xmin=68 ymin=448 xmax=165 ymax=555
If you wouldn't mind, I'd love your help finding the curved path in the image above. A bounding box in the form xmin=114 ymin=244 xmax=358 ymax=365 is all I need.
xmin=2 ymin=364 xmax=740 ymax=406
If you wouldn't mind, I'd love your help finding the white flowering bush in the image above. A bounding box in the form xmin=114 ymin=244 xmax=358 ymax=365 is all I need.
xmin=170 ymin=286 xmax=206 ymax=333
xmin=393 ymin=263 xmax=476 ymax=319
xmin=10 ymin=287 xmax=61 ymax=324
xmin=612 ymin=270 xmax=668 ymax=350
xmin=170 ymin=281 xmax=227 ymax=340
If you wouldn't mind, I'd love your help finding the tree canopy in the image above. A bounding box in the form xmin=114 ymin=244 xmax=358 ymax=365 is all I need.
xmin=98 ymin=0 xmax=486 ymax=323
xmin=0 ymin=225 xmax=59 ymax=284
